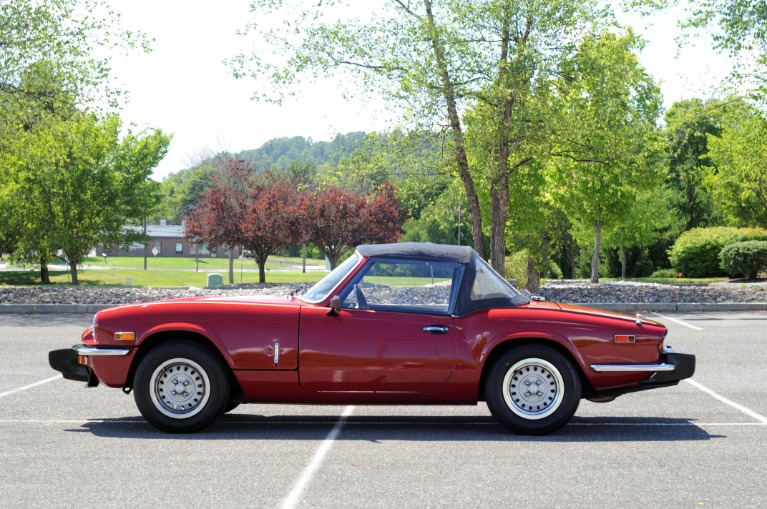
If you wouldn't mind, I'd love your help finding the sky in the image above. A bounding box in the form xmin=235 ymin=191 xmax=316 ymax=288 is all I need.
xmin=108 ymin=1 xmax=734 ymax=181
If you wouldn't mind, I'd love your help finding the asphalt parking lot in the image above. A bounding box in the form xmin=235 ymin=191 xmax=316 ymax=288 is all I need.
xmin=1 ymin=312 xmax=765 ymax=508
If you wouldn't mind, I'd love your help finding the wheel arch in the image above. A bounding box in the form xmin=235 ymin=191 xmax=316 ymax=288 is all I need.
xmin=478 ymin=337 xmax=592 ymax=401
xmin=126 ymin=330 xmax=244 ymax=402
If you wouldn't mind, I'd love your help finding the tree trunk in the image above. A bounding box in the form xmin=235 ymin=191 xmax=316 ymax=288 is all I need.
xmin=526 ymin=256 xmax=541 ymax=293
xmin=326 ymin=248 xmax=340 ymax=270
xmin=40 ymin=255 xmax=50 ymax=284
xmin=620 ymin=245 xmax=627 ymax=280
xmin=591 ymin=221 xmax=602 ymax=283
xmin=256 ymin=257 xmax=266 ymax=283
xmin=69 ymin=260 xmax=79 ymax=285
xmin=423 ymin=0 xmax=486 ymax=260
xmin=228 ymin=247 xmax=235 ymax=284
xmin=490 ymin=179 xmax=509 ymax=276
xmin=490 ymin=6 xmax=513 ymax=277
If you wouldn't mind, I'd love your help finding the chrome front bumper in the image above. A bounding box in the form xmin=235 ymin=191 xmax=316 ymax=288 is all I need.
xmin=49 ymin=345 xmax=132 ymax=384
xmin=590 ymin=349 xmax=696 ymax=387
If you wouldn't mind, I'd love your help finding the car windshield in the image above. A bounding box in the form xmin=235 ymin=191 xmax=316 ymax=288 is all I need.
xmin=300 ymin=253 xmax=361 ymax=303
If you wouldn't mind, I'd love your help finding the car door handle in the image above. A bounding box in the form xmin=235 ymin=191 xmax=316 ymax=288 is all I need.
xmin=422 ymin=325 xmax=450 ymax=334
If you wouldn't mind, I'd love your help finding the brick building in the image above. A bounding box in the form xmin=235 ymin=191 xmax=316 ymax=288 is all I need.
xmin=96 ymin=222 xmax=239 ymax=258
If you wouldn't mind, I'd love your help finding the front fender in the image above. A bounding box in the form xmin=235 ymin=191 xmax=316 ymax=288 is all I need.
xmin=138 ymin=322 xmax=231 ymax=367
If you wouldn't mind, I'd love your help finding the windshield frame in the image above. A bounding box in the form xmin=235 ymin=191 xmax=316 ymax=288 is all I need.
xmin=299 ymin=252 xmax=362 ymax=304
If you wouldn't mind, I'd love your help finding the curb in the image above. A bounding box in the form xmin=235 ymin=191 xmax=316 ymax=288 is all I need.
xmin=2 ymin=302 xmax=767 ymax=314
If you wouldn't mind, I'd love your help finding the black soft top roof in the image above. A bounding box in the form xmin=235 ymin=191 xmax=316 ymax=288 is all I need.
xmin=356 ymin=242 xmax=475 ymax=264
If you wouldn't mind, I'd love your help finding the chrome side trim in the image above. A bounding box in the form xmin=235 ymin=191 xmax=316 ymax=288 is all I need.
xmin=590 ymin=363 xmax=676 ymax=373
xmin=73 ymin=345 xmax=131 ymax=356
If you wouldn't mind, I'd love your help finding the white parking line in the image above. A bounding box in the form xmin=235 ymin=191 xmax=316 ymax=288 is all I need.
xmin=651 ymin=313 xmax=703 ymax=330
xmin=0 ymin=375 xmax=62 ymax=399
xmin=280 ymin=405 xmax=355 ymax=509
xmin=685 ymin=379 xmax=767 ymax=424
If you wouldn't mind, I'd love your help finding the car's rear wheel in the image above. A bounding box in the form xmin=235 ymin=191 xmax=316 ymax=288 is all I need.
xmin=134 ymin=341 xmax=230 ymax=433
xmin=486 ymin=345 xmax=581 ymax=434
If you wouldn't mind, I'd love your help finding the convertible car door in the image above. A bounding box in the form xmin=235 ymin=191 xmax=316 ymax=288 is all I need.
xmin=297 ymin=307 xmax=456 ymax=393
xmin=298 ymin=258 xmax=462 ymax=393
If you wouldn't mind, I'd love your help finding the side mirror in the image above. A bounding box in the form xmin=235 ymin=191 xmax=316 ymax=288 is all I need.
xmin=327 ymin=295 xmax=341 ymax=316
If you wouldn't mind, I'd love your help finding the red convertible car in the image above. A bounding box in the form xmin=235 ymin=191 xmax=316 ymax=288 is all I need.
xmin=50 ymin=243 xmax=694 ymax=434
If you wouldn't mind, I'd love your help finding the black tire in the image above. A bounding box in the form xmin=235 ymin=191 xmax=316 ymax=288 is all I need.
xmin=485 ymin=345 xmax=581 ymax=435
xmin=224 ymin=401 xmax=241 ymax=413
xmin=133 ymin=341 xmax=230 ymax=433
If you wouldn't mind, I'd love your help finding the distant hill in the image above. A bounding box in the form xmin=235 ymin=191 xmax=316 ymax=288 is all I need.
xmin=236 ymin=132 xmax=368 ymax=169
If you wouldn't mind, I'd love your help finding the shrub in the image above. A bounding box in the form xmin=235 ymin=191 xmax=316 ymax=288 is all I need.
xmin=506 ymin=251 xmax=564 ymax=290
xmin=719 ymin=241 xmax=767 ymax=279
xmin=546 ymin=259 xmax=563 ymax=280
xmin=668 ymin=227 xmax=767 ymax=278
xmin=650 ymin=268 xmax=677 ymax=279
xmin=505 ymin=251 xmax=529 ymax=289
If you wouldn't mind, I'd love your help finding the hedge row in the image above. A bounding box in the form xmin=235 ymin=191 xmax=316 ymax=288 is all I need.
xmin=668 ymin=227 xmax=767 ymax=278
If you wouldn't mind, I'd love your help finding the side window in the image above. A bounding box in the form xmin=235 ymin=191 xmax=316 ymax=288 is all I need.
xmin=341 ymin=259 xmax=462 ymax=315
xmin=470 ymin=258 xmax=515 ymax=301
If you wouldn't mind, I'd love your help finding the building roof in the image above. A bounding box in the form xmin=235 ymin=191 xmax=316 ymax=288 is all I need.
xmin=126 ymin=224 xmax=186 ymax=238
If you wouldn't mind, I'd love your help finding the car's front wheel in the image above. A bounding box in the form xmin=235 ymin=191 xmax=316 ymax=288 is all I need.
xmin=485 ymin=345 xmax=581 ymax=434
xmin=133 ymin=341 xmax=230 ymax=433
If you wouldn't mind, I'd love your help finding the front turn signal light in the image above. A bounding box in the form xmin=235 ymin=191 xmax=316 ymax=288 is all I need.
xmin=114 ymin=332 xmax=135 ymax=341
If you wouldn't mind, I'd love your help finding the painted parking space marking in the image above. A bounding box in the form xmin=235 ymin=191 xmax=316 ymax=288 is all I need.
xmin=0 ymin=375 xmax=61 ymax=399
xmin=685 ymin=379 xmax=767 ymax=424
xmin=280 ymin=405 xmax=355 ymax=509
xmin=651 ymin=313 xmax=703 ymax=330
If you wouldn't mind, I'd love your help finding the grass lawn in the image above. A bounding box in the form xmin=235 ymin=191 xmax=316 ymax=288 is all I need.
xmin=0 ymin=268 xmax=326 ymax=287
xmin=83 ymin=255 xmax=326 ymax=270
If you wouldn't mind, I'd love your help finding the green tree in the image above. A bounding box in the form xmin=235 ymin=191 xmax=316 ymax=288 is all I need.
xmin=401 ymin=180 xmax=468 ymax=246
xmin=605 ymin=187 xmax=677 ymax=278
xmin=1 ymin=0 xmax=150 ymax=277
xmin=5 ymin=113 xmax=170 ymax=283
xmin=664 ymin=98 xmax=725 ymax=230
xmin=0 ymin=0 xmax=148 ymax=111
xmin=318 ymin=130 xmax=453 ymax=219
xmin=548 ymin=30 xmax=663 ymax=283
xmin=706 ymin=98 xmax=767 ymax=227
xmin=682 ymin=1 xmax=767 ymax=73
xmin=230 ymin=0 xmax=615 ymax=275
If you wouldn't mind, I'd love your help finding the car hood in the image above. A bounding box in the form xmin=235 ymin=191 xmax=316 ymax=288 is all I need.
xmin=519 ymin=299 xmax=664 ymax=327
xmin=95 ymin=294 xmax=305 ymax=320
xmin=556 ymin=301 xmax=664 ymax=327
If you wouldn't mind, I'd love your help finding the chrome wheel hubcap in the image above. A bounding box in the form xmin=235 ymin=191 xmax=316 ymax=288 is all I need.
xmin=149 ymin=358 xmax=210 ymax=419
xmin=503 ymin=358 xmax=564 ymax=420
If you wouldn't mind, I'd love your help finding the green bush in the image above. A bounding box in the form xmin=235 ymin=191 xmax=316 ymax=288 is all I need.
xmin=650 ymin=268 xmax=677 ymax=278
xmin=668 ymin=227 xmax=767 ymax=278
xmin=505 ymin=250 xmax=563 ymax=288
xmin=505 ymin=251 xmax=529 ymax=289
xmin=546 ymin=259 xmax=563 ymax=280
xmin=719 ymin=241 xmax=767 ymax=279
